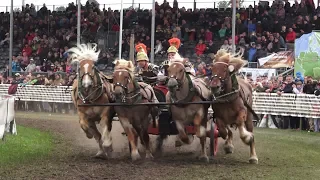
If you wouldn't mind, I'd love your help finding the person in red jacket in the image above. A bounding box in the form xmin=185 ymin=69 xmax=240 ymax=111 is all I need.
xmin=285 ymin=28 xmax=296 ymax=43
xmin=195 ymin=39 xmax=206 ymax=56
xmin=22 ymin=44 xmax=33 ymax=57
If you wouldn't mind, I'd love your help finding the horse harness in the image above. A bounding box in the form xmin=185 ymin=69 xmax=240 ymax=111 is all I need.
xmin=210 ymin=62 xmax=240 ymax=104
xmin=113 ymin=69 xmax=153 ymax=105
xmin=76 ymin=66 xmax=112 ymax=104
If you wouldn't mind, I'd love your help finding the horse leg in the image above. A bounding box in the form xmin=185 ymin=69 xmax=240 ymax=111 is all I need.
xmin=78 ymin=112 xmax=94 ymax=139
xmin=155 ymin=134 xmax=167 ymax=156
xmin=237 ymin=108 xmax=258 ymax=164
xmin=194 ymin=109 xmax=209 ymax=162
xmin=119 ymin=117 xmax=140 ymax=161
xmin=100 ymin=108 xmax=114 ymax=157
xmin=215 ymin=119 xmax=231 ymax=154
xmin=224 ymin=126 xmax=234 ymax=154
xmin=245 ymin=111 xmax=254 ymax=133
xmin=87 ymin=121 xmax=109 ymax=159
xmin=138 ymin=116 xmax=153 ymax=159
xmin=175 ymin=120 xmax=194 ymax=144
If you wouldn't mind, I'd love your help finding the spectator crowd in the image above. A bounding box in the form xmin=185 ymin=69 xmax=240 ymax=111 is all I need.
xmin=0 ymin=0 xmax=319 ymax=131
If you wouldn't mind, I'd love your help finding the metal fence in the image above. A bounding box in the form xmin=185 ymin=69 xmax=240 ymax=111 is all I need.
xmin=0 ymin=0 xmax=265 ymax=13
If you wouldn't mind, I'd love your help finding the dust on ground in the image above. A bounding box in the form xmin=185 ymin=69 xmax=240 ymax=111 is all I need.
xmin=0 ymin=112 xmax=268 ymax=180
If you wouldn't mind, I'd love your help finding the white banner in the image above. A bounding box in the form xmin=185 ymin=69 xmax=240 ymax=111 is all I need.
xmin=240 ymin=68 xmax=276 ymax=81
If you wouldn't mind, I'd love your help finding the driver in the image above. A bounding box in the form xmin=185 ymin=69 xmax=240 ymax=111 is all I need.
xmin=158 ymin=38 xmax=195 ymax=81
xmin=135 ymin=43 xmax=159 ymax=78
xmin=134 ymin=43 xmax=161 ymax=122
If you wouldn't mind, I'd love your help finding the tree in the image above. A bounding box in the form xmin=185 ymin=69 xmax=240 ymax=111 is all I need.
xmin=217 ymin=0 xmax=244 ymax=9
xmin=56 ymin=6 xmax=66 ymax=12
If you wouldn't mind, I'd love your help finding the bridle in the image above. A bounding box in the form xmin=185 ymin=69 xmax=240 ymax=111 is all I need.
xmin=113 ymin=69 xmax=141 ymax=103
xmin=77 ymin=65 xmax=104 ymax=103
xmin=168 ymin=62 xmax=186 ymax=90
xmin=210 ymin=61 xmax=230 ymax=85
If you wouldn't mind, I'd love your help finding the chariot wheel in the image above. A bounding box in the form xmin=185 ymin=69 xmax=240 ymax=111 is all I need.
xmin=209 ymin=119 xmax=219 ymax=157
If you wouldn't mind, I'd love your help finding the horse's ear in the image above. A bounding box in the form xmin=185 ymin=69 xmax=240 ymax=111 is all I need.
xmin=127 ymin=61 xmax=133 ymax=69
xmin=114 ymin=60 xmax=120 ymax=66
xmin=182 ymin=58 xmax=189 ymax=65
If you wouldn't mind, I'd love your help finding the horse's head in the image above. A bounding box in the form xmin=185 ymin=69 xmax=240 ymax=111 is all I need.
xmin=68 ymin=43 xmax=100 ymax=92
xmin=167 ymin=58 xmax=187 ymax=90
xmin=113 ymin=59 xmax=135 ymax=102
xmin=210 ymin=49 xmax=246 ymax=94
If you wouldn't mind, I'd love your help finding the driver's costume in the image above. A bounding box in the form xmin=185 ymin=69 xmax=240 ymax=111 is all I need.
xmin=157 ymin=38 xmax=195 ymax=82
xmin=134 ymin=43 xmax=159 ymax=105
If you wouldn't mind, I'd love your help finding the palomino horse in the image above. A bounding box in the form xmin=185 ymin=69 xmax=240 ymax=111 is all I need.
xmin=113 ymin=59 xmax=155 ymax=161
xmin=69 ymin=43 xmax=115 ymax=159
xmin=165 ymin=58 xmax=212 ymax=161
xmin=209 ymin=49 xmax=258 ymax=164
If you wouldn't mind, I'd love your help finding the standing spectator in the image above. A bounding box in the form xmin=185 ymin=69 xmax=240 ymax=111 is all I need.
xmin=247 ymin=42 xmax=257 ymax=67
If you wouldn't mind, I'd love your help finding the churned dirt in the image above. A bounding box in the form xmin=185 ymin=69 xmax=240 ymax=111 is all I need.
xmin=0 ymin=112 xmax=273 ymax=180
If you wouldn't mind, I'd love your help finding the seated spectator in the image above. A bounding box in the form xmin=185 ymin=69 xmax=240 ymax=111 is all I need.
xmin=25 ymin=59 xmax=36 ymax=73
xmin=12 ymin=57 xmax=21 ymax=73
xmin=218 ymin=24 xmax=227 ymax=39
xmin=205 ymin=29 xmax=213 ymax=42
xmin=0 ymin=33 xmax=9 ymax=46
xmin=195 ymin=39 xmax=206 ymax=56
xmin=22 ymin=44 xmax=33 ymax=57
xmin=275 ymin=33 xmax=287 ymax=48
xmin=247 ymin=20 xmax=256 ymax=34
xmin=205 ymin=40 xmax=217 ymax=56
xmin=285 ymin=28 xmax=296 ymax=43
xmin=255 ymin=43 xmax=267 ymax=62
xmin=220 ymin=39 xmax=230 ymax=51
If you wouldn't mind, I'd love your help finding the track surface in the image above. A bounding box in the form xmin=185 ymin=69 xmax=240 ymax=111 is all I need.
xmin=2 ymin=112 xmax=310 ymax=180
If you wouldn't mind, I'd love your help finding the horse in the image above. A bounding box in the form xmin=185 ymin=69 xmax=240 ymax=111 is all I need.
xmin=163 ymin=58 xmax=212 ymax=161
xmin=209 ymin=49 xmax=259 ymax=164
xmin=112 ymin=59 xmax=155 ymax=161
xmin=69 ymin=43 xmax=116 ymax=159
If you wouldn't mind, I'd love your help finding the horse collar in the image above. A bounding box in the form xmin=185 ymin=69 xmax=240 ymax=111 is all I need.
xmin=170 ymin=73 xmax=197 ymax=106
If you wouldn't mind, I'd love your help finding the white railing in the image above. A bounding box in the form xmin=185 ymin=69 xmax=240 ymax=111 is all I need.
xmin=1 ymin=84 xmax=320 ymax=118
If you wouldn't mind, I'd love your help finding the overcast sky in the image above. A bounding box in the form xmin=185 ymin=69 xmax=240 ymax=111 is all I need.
xmin=1 ymin=0 xmax=312 ymax=12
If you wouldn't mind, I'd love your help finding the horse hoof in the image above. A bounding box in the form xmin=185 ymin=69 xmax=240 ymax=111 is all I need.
xmin=86 ymin=133 xmax=93 ymax=139
xmin=175 ymin=140 xmax=183 ymax=147
xmin=198 ymin=155 xmax=209 ymax=163
xmin=188 ymin=135 xmax=194 ymax=144
xmin=249 ymin=156 xmax=259 ymax=164
xmin=146 ymin=153 xmax=154 ymax=160
xmin=131 ymin=152 xmax=141 ymax=161
xmin=94 ymin=151 xmax=108 ymax=160
xmin=223 ymin=144 xmax=234 ymax=154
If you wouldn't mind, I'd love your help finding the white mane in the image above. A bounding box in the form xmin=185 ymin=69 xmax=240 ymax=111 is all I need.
xmin=68 ymin=43 xmax=100 ymax=63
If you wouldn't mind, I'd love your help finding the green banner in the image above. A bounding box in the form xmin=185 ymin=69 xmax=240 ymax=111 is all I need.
xmin=294 ymin=32 xmax=320 ymax=79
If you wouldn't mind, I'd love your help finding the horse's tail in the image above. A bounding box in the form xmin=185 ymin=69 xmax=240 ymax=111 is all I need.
xmin=243 ymin=100 xmax=260 ymax=121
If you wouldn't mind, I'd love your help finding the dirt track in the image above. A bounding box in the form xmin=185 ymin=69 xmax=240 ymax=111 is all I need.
xmin=1 ymin=113 xmax=260 ymax=180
